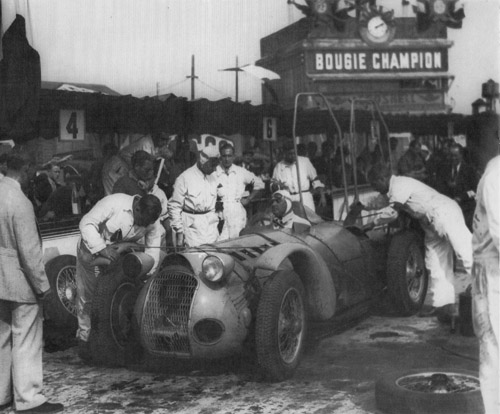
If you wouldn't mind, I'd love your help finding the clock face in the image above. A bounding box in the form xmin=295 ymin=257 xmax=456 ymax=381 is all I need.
xmin=313 ymin=0 xmax=328 ymax=14
xmin=359 ymin=15 xmax=396 ymax=47
xmin=433 ymin=0 xmax=447 ymax=15
xmin=367 ymin=16 xmax=388 ymax=38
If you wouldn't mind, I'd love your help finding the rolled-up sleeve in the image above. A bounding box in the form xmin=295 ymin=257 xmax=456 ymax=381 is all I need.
xmin=150 ymin=185 xmax=169 ymax=222
xmin=304 ymin=157 xmax=324 ymax=189
xmin=168 ymin=174 xmax=187 ymax=233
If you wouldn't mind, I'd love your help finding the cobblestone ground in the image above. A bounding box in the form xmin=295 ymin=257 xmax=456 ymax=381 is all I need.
xmin=1 ymin=271 xmax=477 ymax=414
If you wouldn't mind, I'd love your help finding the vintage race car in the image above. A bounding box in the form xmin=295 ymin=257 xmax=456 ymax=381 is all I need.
xmin=88 ymin=204 xmax=427 ymax=382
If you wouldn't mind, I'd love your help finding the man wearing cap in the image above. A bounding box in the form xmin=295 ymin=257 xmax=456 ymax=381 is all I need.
xmin=271 ymin=189 xmax=311 ymax=232
xmin=215 ymin=143 xmax=265 ymax=241
xmin=168 ymin=145 xmax=220 ymax=247
xmin=272 ymin=141 xmax=326 ymax=212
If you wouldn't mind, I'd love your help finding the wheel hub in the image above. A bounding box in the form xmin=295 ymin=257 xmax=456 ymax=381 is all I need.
xmin=396 ymin=372 xmax=480 ymax=394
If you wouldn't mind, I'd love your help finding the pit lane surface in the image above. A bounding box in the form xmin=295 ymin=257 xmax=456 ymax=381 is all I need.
xmin=4 ymin=274 xmax=477 ymax=414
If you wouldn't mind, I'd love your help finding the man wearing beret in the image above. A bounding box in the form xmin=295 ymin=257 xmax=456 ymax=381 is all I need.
xmin=168 ymin=145 xmax=220 ymax=247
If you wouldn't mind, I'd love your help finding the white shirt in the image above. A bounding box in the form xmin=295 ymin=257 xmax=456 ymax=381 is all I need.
xmin=272 ymin=156 xmax=324 ymax=194
xmin=215 ymin=164 xmax=264 ymax=203
xmin=472 ymin=156 xmax=500 ymax=259
xmin=168 ymin=164 xmax=218 ymax=233
xmin=387 ymin=175 xmax=455 ymax=222
xmin=79 ymin=193 xmax=163 ymax=271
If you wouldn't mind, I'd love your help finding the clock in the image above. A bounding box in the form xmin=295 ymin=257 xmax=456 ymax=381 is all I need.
xmin=313 ymin=0 xmax=328 ymax=14
xmin=432 ymin=0 xmax=447 ymax=15
xmin=359 ymin=15 xmax=396 ymax=47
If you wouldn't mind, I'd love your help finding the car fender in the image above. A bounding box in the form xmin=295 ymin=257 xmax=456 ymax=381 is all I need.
xmin=255 ymin=243 xmax=336 ymax=320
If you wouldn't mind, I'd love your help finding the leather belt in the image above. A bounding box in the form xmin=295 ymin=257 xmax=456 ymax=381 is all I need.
xmin=182 ymin=208 xmax=210 ymax=215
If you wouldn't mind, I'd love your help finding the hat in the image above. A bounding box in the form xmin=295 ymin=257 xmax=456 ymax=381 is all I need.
xmin=272 ymin=189 xmax=292 ymax=201
xmin=200 ymin=145 xmax=220 ymax=159
xmin=272 ymin=189 xmax=292 ymax=216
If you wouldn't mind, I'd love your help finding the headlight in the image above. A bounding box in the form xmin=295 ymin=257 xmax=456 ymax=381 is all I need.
xmin=202 ymin=256 xmax=224 ymax=282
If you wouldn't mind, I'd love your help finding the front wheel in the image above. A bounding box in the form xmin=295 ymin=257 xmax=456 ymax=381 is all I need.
xmin=387 ymin=231 xmax=428 ymax=315
xmin=255 ymin=270 xmax=307 ymax=382
xmin=89 ymin=261 xmax=140 ymax=367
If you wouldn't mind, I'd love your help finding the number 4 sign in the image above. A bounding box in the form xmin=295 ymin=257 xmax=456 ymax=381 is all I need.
xmin=263 ymin=117 xmax=277 ymax=142
xmin=60 ymin=110 xmax=85 ymax=141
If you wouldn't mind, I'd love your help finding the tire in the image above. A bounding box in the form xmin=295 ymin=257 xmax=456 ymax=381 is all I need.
xmin=387 ymin=231 xmax=428 ymax=316
xmin=375 ymin=368 xmax=484 ymax=414
xmin=89 ymin=261 xmax=140 ymax=367
xmin=44 ymin=255 xmax=78 ymax=329
xmin=255 ymin=270 xmax=307 ymax=382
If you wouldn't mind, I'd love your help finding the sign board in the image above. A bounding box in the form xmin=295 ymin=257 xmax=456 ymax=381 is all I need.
xmin=307 ymin=48 xmax=449 ymax=75
xmin=60 ymin=110 xmax=85 ymax=141
xmin=263 ymin=117 xmax=277 ymax=142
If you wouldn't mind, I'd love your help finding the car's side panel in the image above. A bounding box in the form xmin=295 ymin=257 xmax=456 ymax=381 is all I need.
xmin=306 ymin=222 xmax=372 ymax=308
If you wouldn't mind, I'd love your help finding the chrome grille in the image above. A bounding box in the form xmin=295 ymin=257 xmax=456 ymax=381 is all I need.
xmin=141 ymin=268 xmax=197 ymax=356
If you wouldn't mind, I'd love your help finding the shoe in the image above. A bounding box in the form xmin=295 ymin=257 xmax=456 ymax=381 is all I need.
xmin=0 ymin=401 xmax=12 ymax=411
xmin=436 ymin=303 xmax=459 ymax=328
xmin=77 ymin=339 xmax=92 ymax=363
xmin=16 ymin=402 xmax=64 ymax=413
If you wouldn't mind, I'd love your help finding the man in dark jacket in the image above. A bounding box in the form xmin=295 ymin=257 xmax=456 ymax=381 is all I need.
xmin=444 ymin=143 xmax=478 ymax=230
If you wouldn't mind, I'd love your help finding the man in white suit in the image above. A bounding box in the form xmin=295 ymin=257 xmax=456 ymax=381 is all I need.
xmin=0 ymin=156 xmax=64 ymax=413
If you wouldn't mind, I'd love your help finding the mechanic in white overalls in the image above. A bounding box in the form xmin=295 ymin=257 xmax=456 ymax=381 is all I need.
xmin=168 ymin=145 xmax=220 ymax=247
xmin=471 ymin=155 xmax=499 ymax=414
xmin=366 ymin=164 xmax=472 ymax=316
xmin=215 ymin=143 xmax=264 ymax=241
xmin=272 ymin=141 xmax=326 ymax=212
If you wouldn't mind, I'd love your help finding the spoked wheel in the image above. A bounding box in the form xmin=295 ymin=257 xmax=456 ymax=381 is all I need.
xmin=109 ymin=281 xmax=137 ymax=347
xmin=387 ymin=231 xmax=428 ymax=315
xmin=405 ymin=243 xmax=426 ymax=303
xmin=256 ymin=270 xmax=306 ymax=382
xmin=278 ymin=287 xmax=304 ymax=364
xmin=45 ymin=255 xmax=78 ymax=329
xmin=376 ymin=369 xmax=484 ymax=414
xmin=90 ymin=261 xmax=140 ymax=367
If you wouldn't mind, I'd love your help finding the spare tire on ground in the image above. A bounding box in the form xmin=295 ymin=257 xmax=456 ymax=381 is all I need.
xmin=375 ymin=368 xmax=484 ymax=414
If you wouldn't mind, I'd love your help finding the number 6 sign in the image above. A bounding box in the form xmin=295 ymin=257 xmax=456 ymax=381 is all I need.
xmin=60 ymin=110 xmax=85 ymax=141
xmin=263 ymin=117 xmax=277 ymax=142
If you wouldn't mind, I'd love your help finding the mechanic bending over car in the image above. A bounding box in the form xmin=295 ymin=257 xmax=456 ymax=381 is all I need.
xmin=364 ymin=163 xmax=472 ymax=321
xmin=271 ymin=189 xmax=311 ymax=232
xmin=272 ymin=140 xmax=326 ymax=212
xmin=215 ymin=142 xmax=265 ymax=241
xmin=75 ymin=193 xmax=164 ymax=362
xmin=168 ymin=144 xmax=220 ymax=247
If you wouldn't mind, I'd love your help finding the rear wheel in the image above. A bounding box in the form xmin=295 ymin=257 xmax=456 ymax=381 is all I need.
xmin=387 ymin=231 xmax=428 ymax=315
xmin=89 ymin=262 xmax=140 ymax=367
xmin=45 ymin=255 xmax=78 ymax=330
xmin=255 ymin=270 xmax=306 ymax=382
